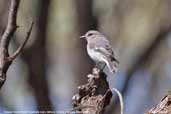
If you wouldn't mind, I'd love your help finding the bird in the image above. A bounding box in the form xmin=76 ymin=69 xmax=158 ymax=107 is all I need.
xmin=80 ymin=30 xmax=119 ymax=73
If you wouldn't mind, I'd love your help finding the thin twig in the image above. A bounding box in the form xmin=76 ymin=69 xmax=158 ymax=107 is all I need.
xmin=7 ymin=22 xmax=34 ymax=61
xmin=111 ymin=88 xmax=124 ymax=114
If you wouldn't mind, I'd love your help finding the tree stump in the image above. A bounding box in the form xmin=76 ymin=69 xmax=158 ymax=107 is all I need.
xmin=72 ymin=68 xmax=113 ymax=114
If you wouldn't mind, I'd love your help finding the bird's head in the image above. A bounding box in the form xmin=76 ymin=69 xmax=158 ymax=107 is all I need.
xmin=80 ymin=30 xmax=101 ymax=41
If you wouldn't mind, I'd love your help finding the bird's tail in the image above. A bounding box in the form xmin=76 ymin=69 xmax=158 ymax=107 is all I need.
xmin=106 ymin=59 xmax=118 ymax=73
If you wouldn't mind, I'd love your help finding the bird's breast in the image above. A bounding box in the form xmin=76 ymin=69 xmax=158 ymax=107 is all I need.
xmin=87 ymin=45 xmax=104 ymax=62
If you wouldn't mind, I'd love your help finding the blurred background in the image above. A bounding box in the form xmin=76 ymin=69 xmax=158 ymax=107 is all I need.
xmin=0 ymin=0 xmax=171 ymax=114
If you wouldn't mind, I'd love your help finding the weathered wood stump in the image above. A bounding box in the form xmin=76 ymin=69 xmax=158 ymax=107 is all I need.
xmin=72 ymin=68 xmax=113 ymax=114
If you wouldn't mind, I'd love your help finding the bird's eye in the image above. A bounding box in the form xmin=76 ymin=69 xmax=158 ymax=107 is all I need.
xmin=88 ymin=33 xmax=93 ymax=36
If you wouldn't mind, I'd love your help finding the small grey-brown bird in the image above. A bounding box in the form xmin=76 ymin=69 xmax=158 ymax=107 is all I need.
xmin=80 ymin=30 xmax=119 ymax=73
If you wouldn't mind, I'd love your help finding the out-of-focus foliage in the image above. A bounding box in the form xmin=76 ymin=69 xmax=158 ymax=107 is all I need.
xmin=0 ymin=0 xmax=171 ymax=114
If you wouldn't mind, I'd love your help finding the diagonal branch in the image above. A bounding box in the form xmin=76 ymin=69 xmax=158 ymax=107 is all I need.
xmin=146 ymin=92 xmax=171 ymax=114
xmin=7 ymin=22 xmax=34 ymax=61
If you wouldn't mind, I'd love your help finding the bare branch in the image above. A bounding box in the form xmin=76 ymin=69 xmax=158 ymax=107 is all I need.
xmin=7 ymin=22 xmax=34 ymax=61
xmin=0 ymin=0 xmax=20 ymax=49
xmin=0 ymin=0 xmax=20 ymax=88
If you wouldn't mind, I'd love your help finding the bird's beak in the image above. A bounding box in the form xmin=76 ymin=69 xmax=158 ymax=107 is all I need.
xmin=80 ymin=35 xmax=86 ymax=39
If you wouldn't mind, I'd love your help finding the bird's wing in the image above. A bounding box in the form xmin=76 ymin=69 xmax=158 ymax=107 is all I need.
xmin=94 ymin=43 xmax=114 ymax=59
xmin=94 ymin=35 xmax=113 ymax=55
xmin=88 ymin=35 xmax=118 ymax=61
xmin=94 ymin=45 xmax=119 ymax=64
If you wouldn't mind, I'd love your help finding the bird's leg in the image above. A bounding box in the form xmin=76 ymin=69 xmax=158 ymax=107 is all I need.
xmin=101 ymin=63 xmax=106 ymax=70
xmin=97 ymin=62 xmax=106 ymax=72
xmin=95 ymin=62 xmax=106 ymax=72
xmin=95 ymin=62 xmax=100 ymax=68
